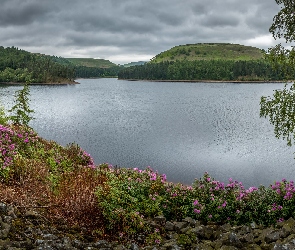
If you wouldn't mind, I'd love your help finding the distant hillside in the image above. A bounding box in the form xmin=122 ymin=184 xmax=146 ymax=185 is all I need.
xmin=118 ymin=43 xmax=288 ymax=81
xmin=123 ymin=61 xmax=147 ymax=67
xmin=0 ymin=46 xmax=76 ymax=84
xmin=150 ymin=43 xmax=264 ymax=63
xmin=66 ymin=58 xmax=117 ymax=68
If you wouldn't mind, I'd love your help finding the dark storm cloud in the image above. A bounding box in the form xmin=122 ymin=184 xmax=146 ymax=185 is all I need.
xmin=0 ymin=0 xmax=284 ymax=64
xmin=0 ymin=0 xmax=52 ymax=26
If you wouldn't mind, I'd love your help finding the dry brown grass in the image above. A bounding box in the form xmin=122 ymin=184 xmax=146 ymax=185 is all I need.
xmin=0 ymin=157 xmax=108 ymax=238
xmin=48 ymin=167 xmax=105 ymax=231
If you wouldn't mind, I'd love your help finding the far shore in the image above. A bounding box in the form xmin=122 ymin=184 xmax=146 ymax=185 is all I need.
xmin=118 ymin=79 xmax=292 ymax=84
xmin=0 ymin=80 xmax=80 ymax=85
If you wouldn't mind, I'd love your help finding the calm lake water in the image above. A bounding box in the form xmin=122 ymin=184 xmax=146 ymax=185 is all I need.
xmin=0 ymin=78 xmax=294 ymax=187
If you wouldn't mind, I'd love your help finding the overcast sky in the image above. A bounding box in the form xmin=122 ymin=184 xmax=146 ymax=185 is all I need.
xmin=0 ymin=0 xmax=287 ymax=64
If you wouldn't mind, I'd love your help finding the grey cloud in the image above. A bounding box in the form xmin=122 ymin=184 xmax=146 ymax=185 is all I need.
xmin=201 ymin=15 xmax=240 ymax=28
xmin=0 ymin=0 xmax=283 ymax=64
xmin=0 ymin=0 xmax=53 ymax=26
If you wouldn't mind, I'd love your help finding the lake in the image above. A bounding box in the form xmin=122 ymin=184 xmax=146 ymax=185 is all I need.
xmin=0 ymin=78 xmax=294 ymax=188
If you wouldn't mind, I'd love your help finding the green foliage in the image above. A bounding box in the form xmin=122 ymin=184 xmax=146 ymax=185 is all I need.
xmin=0 ymin=104 xmax=9 ymax=125
xmin=118 ymin=59 xmax=283 ymax=81
xmin=269 ymin=0 xmax=295 ymax=43
xmin=0 ymin=46 xmax=121 ymax=82
xmin=0 ymin=46 xmax=75 ymax=83
xmin=260 ymin=0 xmax=295 ymax=149
xmin=260 ymin=84 xmax=295 ymax=146
xmin=9 ymin=83 xmax=34 ymax=127
xmin=0 ymin=123 xmax=95 ymax=185
xmin=95 ymin=166 xmax=295 ymax=238
xmin=120 ymin=43 xmax=274 ymax=81
xmin=150 ymin=43 xmax=264 ymax=63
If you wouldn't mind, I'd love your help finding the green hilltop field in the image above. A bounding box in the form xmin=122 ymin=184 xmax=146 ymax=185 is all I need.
xmin=118 ymin=43 xmax=289 ymax=81
xmin=150 ymin=43 xmax=265 ymax=63
xmin=65 ymin=58 xmax=117 ymax=68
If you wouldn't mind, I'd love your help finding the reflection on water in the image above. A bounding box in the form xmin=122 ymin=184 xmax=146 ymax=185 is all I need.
xmin=0 ymin=79 xmax=294 ymax=187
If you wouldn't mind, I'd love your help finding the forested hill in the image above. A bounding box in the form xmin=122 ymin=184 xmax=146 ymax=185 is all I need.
xmin=150 ymin=43 xmax=264 ymax=63
xmin=0 ymin=46 xmax=122 ymax=83
xmin=66 ymin=58 xmax=116 ymax=68
xmin=66 ymin=58 xmax=121 ymax=78
xmin=0 ymin=46 xmax=75 ymax=83
xmin=118 ymin=43 xmax=290 ymax=81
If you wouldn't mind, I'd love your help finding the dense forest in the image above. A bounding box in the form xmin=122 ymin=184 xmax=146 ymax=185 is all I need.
xmin=118 ymin=59 xmax=288 ymax=81
xmin=0 ymin=46 xmax=121 ymax=83
xmin=118 ymin=43 xmax=293 ymax=81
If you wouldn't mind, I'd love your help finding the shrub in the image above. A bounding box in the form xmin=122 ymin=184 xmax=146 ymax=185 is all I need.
xmin=9 ymin=83 xmax=34 ymax=127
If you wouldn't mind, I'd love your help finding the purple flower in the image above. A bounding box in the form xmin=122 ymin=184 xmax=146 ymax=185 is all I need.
xmin=155 ymin=239 xmax=161 ymax=244
xmin=193 ymin=209 xmax=201 ymax=214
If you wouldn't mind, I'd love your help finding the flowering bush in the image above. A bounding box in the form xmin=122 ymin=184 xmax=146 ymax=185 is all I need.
xmin=0 ymin=124 xmax=95 ymax=186
xmin=96 ymin=166 xmax=295 ymax=239
xmin=0 ymin=124 xmax=38 ymax=179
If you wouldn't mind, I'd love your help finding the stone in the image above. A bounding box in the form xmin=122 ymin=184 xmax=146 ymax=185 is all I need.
xmin=242 ymin=244 xmax=262 ymax=250
xmin=174 ymin=221 xmax=189 ymax=232
xmin=239 ymin=225 xmax=252 ymax=235
xmin=24 ymin=210 xmax=40 ymax=219
xmin=114 ymin=245 xmax=127 ymax=250
xmin=264 ymin=230 xmax=281 ymax=244
xmin=228 ymin=232 xmax=243 ymax=248
xmin=194 ymin=242 xmax=214 ymax=250
xmin=0 ymin=204 xmax=7 ymax=214
xmin=220 ymin=246 xmax=239 ymax=250
xmin=93 ymin=240 xmax=111 ymax=248
xmin=154 ymin=215 xmax=166 ymax=225
xmin=240 ymin=233 xmax=254 ymax=244
xmin=165 ymin=221 xmax=175 ymax=231
xmin=130 ymin=243 xmax=140 ymax=250
xmin=250 ymin=222 xmax=258 ymax=229
xmin=182 ymin=217 xmax=196 ymax=227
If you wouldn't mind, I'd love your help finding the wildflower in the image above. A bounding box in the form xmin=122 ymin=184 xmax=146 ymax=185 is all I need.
xmin=277 ymin=218 xmax=284 ymax=223
xmin=193 ymin=209 xmax=201 ymax=214
xmin=150 ymin=173 xmax=157 ymax=181
xmin=155 ymin=239 xmax=161 ymax=244
xmin=208 ymin=214 xmax=212 ymax=218
xmin=193 ymin=200 xmax=198 ymax=206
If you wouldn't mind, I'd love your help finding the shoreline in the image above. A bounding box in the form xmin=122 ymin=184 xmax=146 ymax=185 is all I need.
xmin=118 ymin=78 xmax=291 ymax=83
xmin=0 ymin=80 xmax=80 ymax=85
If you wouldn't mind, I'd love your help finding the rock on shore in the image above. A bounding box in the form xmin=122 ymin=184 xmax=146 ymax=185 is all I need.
xmin=1 ymin=202 xmax=295 ymax=249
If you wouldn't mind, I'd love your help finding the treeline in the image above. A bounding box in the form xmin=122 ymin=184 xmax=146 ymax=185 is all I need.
xmin=75 ymin=65 xmax=122 ymax=78
xmin=0 ymin=46 xmax=75 ymax=83
xmin=0 ymin=46 xmax=121 ymax=83
xmin=118 ymin=59 xmax=289 ymax=81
